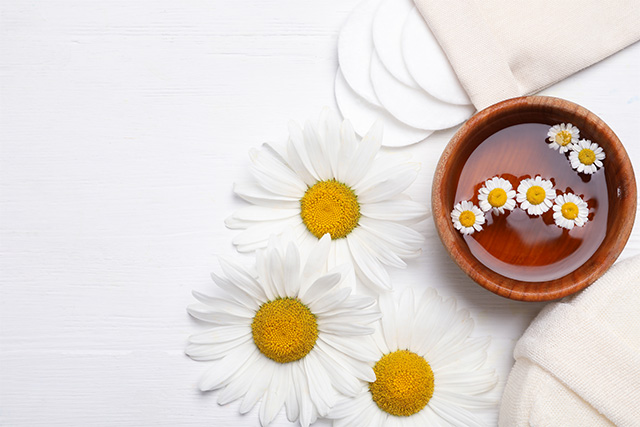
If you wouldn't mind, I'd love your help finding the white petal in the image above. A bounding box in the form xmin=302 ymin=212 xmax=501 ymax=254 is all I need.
xmin=308 ymin=287 xmax=352 ymax=314
xmin=343 ymin=121 xmax=382 ymax=186
xmin=191 ymin=291 xmax=256 ymax=316
xmin=347 ymin=234 xmax=392 ymax=291
xmin=301 ymin=234 xmax=331 ymax=283
xmin=299 ymin=272 xmax=342 ymax=304
xmin=395 ymin=288 xmax=416 ymax=350
xmin=303 ymin=120 xmax=332 ymax=181
xmin=319 ymin=334 xmax=380 ymax=362
xmin=359 ymin=217 xmax=424 ymax=254
xmin=314 ymin=347 xmax=363 ymax=396
xmin=287 ymin=121 xmax=320 ymax=185
xmin=350 ymin=228 xmax=406 ymax=269
xmin=240 ymin=356 xmax=274 ymax=413
xmin=259 ymin=365 xmax=289 ymax=426
xmin=233 ymin=181 xmax=300 ymax=208
xmin=226 ymin=205 xmax=299 ymax=229
xmin=315 ymin=340 xmax=376 ymax=382
xmin=303 ymin=352 xmax=336 ymax=416
xmin=217 ymin=257 xmax=267 ymax=301
xmin=317 ymin=108 xmax=342 ymax=177
xmin=231 ymin=217 xmax=302 ymax=249
xmin=187 ymin=304 xmax=250 ymax=325
xmin=199 ymin=344 xmax=258 ymax=391
xmin=283 ymin=242 xmax=301 ymax=296
xmin=360 ymin=199 xmax=429 ymax=223
xmin=284 ymin=367 xmax=300 ymax=422
xmin=357 ymin=166 xmax=420 ymax=204
xmin=429 ymin=395 xmax=484 ymax=427
xmin=335 ymin=120 xmax=358 ymax=183
xmin=249 ymin=147 xmax=307 ymax=196
xmin=186 ymin=335 xmax=252 ymax=361
xmin=188 ymin=325 xmax=251 ymax=345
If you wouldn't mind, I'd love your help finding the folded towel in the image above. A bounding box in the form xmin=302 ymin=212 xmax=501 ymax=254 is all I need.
xmin=413 ymin=0 xmax=640 ymax=110
xmin=499 ymin=256 xmax=640 ymax=426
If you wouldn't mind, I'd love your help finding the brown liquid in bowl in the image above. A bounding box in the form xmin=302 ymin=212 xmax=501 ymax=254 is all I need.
xmin=453 ymin=123 xmax=608 ymax=282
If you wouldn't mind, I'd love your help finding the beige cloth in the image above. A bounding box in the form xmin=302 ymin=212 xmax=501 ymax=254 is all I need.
xmin=499 ymin=256 xmax=640 ymax=426
xmin=413 ymin=0 xmax=640 ymax=110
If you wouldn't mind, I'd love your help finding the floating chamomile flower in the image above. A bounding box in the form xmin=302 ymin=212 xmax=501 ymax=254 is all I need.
xmin=477 ymin=176 xmax=516 ymax=214
xmin=516 ymin=176 xmax=556 ymax=216
xmin=547 ymin=123 xmax=579 ymax=152
xmin=451 ymin=201 xmax=484 ymax=235
xmin=553 ymin=193 xmax=589 ymax=229
xmin=225 ymin=109 xmax=428 ymax=292
xmin=186 ymin=234 xmax=381 ymax=427
xmin=329 ymin=289 xmax=498 ymax=427
xmin=569 ymin=139 xmax=605 ymax=174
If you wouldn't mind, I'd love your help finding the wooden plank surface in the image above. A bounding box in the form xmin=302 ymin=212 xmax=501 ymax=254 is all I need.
xmin=1 ymin=1 xmax=639 ymax=425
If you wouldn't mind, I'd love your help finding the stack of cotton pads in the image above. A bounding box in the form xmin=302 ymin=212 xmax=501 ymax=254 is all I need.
xmin=336 ymin=0 xmax=475 ymax=147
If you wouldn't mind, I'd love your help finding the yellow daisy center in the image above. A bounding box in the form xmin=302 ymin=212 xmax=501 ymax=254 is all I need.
xmin=459 ymin=210 xmax=476 ymax=228
xmin=369 ymin=350 xmax=435 ymax=417
xmin=578 ymin=148 xmax=596 ymax=165
xmin=300 ymin=179 xmax=360 ymax=239
xmin=251 ymin=297 xmax=318 ymax=364
xmin=487 ymin=188 xmax=507 ymax=208
xmin=561 ymin=202 xmax=579 ymax=220
xmin=556 ymin=130 xmax=573 ymax=146
xmin=526 ymin=185 xmax=546 ymax=205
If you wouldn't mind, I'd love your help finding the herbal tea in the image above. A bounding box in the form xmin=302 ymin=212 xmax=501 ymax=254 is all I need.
xmin=453 ymin=123 xmax=608 ymax=282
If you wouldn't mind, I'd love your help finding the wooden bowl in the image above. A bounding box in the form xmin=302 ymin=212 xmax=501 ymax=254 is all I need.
xmin=432 ymin=96 xmax=636 ymax=301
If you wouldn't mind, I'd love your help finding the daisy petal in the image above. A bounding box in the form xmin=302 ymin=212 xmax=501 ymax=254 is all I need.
xmin=343 ymin=121 xmax=382 ymax=187
xmin=357 ymin=166 xmax=420 ymax=205
xmin=199 ymin=344 xmax=258 ymax=391
xmin=429 ymin=396 xmax=484 ymax=427
xmin=360 ymin=199 xmax=429 ymax=223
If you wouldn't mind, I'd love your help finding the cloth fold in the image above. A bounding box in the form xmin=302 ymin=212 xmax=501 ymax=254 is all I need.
xmin=413 ymin=0 xmax=640 ymax=110
xmin=499 ymin=256 xmax=640 ymax=426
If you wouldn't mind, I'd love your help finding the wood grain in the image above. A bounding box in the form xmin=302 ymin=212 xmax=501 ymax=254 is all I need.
xmin=432 ymin=96 xmax=637 ymax=301
xmin=1 ymin=1 xmax=639 ymax=425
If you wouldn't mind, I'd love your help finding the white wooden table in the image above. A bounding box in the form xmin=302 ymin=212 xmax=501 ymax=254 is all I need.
xmin=1 ymin=1 xmax=639 ymax=425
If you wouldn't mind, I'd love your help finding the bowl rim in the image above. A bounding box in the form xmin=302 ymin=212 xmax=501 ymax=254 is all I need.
xmin=432 ymin=96 xmax=637 ymax=301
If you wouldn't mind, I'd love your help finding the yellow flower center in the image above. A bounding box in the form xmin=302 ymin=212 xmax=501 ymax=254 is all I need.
xmin=369 ymin=350 xmax=435 ymax=417
xmin=487 ymin=188 xmax=507 ymax=208
xmin=459 ymin=210 xmax=476 ymax=228
xmin=561 ymin=202 xmax=579 ymax=220
xmin=556 ymin=130 xmax=573 ymax=146
xmin=300 ymin=179 xmax=360 ymax=239
xmin=526 ymin=185 xmax=546 ymax=205
xmin=251 ymin=298 xmax=318 ymax=364
xmin=578 ymin=148 xmax=596 ymax=165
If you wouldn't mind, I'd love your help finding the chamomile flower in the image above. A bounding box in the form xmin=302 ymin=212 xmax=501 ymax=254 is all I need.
xmin=329 ymin=288 xmax=498 ymax=427
xmin=553 ymin=193 xmax=589 ymax=229
xmin=547 ymin=123 xmax=580 ymax=152
xmin=451 ymin=201 xmax=484 ymax=235
xmin=569 ymin=139 xmax=605 ymax=174
xmin=477 ymin=176 xmax=516 ymax=214
xmin=516 ymin=176 xmax=556 ymax=216
xmin=186 ymin=234 xmax=380 ymax=427
xmin=225 ymin=109 xmax=428 ymax=292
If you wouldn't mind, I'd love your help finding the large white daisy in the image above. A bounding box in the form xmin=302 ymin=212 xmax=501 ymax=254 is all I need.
xmin=186 ymin=234 xmax=380 ymax=427
xmin=329 ymin=288 xmax=498 ymax=427
xmin=226 ymin=109 xmax=428 ymax=291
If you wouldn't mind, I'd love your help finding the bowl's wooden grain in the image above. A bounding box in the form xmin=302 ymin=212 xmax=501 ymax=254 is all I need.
xmin=432 ymin=96 xmax=636 ymax=301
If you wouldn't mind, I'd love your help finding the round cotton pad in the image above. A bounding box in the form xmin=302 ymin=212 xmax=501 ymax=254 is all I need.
xmin=335 ymin=69 xmax=433 ymax=147
xmin=402 ymin=8 xmax=472 ymax=105
xmin=338 ymin=0 xmax=383 ymax=106
xmin=370 ymin=52 xmax=475 ymax=130
xmin=372 ymin=0 xmax=419 ymax=89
